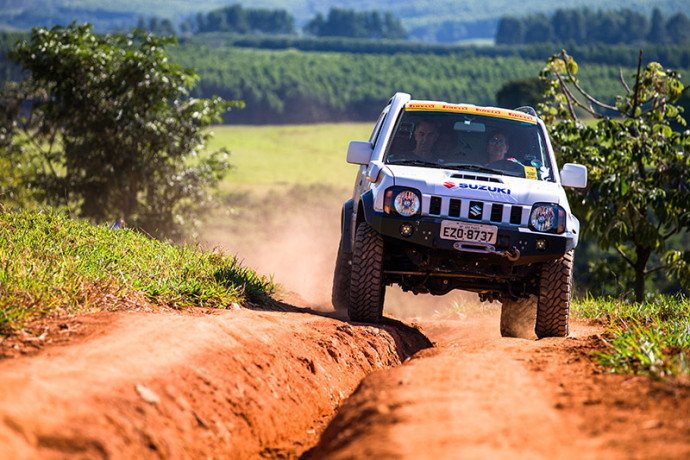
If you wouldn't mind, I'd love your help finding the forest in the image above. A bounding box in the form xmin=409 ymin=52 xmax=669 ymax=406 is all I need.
xmin=170 ymin=45 xmax=634 ymax=124
xmin=2 ymin=4 xmax=690 ymax=124
xmin=2 ymin=28 xmax=689 ymax=124
xmin=140 ymin=5 xmax=690 ymax=47
xmin=142 ymin=5 xmax=408 ymax=40
xmin=496 ymin=7 xmax=690 ymax=46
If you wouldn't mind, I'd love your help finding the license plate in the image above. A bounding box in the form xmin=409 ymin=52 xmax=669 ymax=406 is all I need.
xmin=440 ymin=220 xmax=498 ymax=244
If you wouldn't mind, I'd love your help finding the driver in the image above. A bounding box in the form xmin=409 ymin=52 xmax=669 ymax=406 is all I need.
xmin=410 ymin=120 xmax=440 ymax=161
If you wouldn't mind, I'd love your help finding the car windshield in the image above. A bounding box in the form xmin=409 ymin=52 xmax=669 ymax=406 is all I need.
xmin=384 ymin=109 xmax=554 ymax=181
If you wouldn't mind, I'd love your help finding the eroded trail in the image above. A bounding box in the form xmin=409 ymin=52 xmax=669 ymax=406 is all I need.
xmin=0 ymin=307 xmax=430 ymax=459
xmin=1 ymin=306 xmax=689 ymax=459
xmin=308 ymin=315 xmax=690 ymax=460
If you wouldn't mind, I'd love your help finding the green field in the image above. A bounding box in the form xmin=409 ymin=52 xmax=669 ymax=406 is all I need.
xmin=206 ymin=122 xmax=371 ymax=192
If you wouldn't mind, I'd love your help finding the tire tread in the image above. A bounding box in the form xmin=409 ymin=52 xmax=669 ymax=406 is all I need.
xmin=348 ymin=222 xmax=385 ymax=323
xmin=536 ymin=250 xmax=574 ymax=338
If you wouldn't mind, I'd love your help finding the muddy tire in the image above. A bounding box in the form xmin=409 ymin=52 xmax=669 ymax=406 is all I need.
xmin=331 ymin=240 xmax=351 ymax=312
xmin=348 ymin=222 xmax=385 ymax=323
xmin=536 ymin=250 xmax=574 ymax=338
xmin=500 ymin=295 xmax=537 ymax=339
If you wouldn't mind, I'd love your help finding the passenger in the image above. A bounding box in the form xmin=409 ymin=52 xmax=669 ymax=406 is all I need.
xmin=486 ymin=131 xmax=510 ymax=163
xmin=485 ymin=130 xmax=527 ymax=177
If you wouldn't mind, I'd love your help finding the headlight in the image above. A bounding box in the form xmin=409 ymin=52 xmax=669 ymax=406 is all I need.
xmin=384 ymin=187 xmax=421 ymax=217
xmin=529 ymin=204 xmax=565 ymax=233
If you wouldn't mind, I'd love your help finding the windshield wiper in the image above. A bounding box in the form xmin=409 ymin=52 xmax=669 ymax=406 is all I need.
xmin=450 ymin=163 xmax=528 ymax=178
xmin=388 ymin=159 xmax=445 ymax=168
xmin=448 ymin=163 xmax=502 ymax=174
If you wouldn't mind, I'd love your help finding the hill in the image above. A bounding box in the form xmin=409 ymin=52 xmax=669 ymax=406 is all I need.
xmin=0 ymin=0 xmax=685 ymax=42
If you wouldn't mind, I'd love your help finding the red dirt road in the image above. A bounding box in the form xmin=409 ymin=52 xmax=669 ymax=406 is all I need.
xmin=0 ymin=305 xmax=429 ymax=459
xmin=1 ymin=303 xmax=689 ymax=459
xmin=309 ymin=317 xmax=690 ymax=459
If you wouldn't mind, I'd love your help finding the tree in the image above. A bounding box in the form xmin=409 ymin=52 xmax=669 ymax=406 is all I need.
xmin=523 ymin=14 xmax=554 ymax=44
xmin=303 ymin=8 xmax=406 ymax=40
xmin=0 ymin=23 xmax=243 ymax=239
xmin=647 ymin=8 xmax=667 ymax=45
xmin=552 ymin=9 xmax=586 ymax=44
xmin=496 ymin=77 xmax=547 ymax=109
xmin=495 ymin=16 xmax=523 ymax=45
xmin=383 ymin=12 xmax=407 ymax=40
xmin=666 ymin=13 xmax=690 ymax=46
xmin=539 ymin=50 xmax=690 ymax=301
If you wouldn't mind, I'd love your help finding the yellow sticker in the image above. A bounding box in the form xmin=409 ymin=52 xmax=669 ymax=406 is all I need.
xmin=405 ymin=102 xmax=537 ymax=124
xmin=524 ymin=166 xmax=538 ymax=180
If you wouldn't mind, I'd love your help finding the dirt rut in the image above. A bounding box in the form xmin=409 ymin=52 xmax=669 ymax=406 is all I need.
xmin=0 ymin=307 xmax=431 ymax=459
xmin=307 ymin=317 xmax=690 ymax=460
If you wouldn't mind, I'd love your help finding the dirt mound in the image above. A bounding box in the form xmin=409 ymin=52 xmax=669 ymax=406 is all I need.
xmin=0 ymin=307 xmax=431 ymax=459
xmin=307 ymin=318 xmax=690 ymax=460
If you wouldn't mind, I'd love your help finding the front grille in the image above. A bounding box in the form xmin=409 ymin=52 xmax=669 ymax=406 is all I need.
xmin=429 ymin=196 xmax=442 ymax=215
xmin=449 ymin=199 xmax=462 ymax=218
xmin=426 ymin=195 xmax=525 ymax=226
xmin=490 ymin=204 xmax=503 ymax=222
xmin=510 ymin=206 xmax=523 ymax=225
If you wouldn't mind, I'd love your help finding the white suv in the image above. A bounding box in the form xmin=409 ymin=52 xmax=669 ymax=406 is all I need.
xmin=332 ymin=93 xmax=587 ymax=338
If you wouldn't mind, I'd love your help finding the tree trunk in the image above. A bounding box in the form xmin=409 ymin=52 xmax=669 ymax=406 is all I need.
xmin=634 ymin=246 xmax=652 ymax=303
xmin=120 ymin=167 xmax=139 ymax=224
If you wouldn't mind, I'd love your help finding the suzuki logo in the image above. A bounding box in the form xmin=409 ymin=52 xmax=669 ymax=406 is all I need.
xmin=469 ymin=204 xmax=482 ymax=217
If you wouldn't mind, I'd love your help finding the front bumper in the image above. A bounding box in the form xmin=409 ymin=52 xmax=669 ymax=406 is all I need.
xmin=369 ymin=211 xmax=576 ymax=265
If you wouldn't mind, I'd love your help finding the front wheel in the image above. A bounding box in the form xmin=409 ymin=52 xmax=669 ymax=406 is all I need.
xmin=348 ymin=222 xmax=385 ymax=323
xmin=331 ymin=239 xmax=351 ymax=312
xmin=536 ymin=250 xmax=574 ymax=338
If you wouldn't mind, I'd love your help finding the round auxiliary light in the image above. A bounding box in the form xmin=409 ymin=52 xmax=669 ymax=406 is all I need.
xmin=399 ymin=223 xmax=415 ymax=238
xmin=394 ymin=190 xmax=420 ymax=217
xmin=530 ymin=205 xmax=556 ymax=232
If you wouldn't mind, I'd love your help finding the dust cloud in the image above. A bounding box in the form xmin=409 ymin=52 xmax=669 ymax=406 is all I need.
xmin=200 ymin=184 xmax=490 ymax=320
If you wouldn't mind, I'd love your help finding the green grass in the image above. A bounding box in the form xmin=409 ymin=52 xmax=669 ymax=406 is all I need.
xmin=0 ymin=209 xmax=276 ymax=335
xmin=206 ymin=123 xmax=370 ymax=192
xmin=573 ymin=296 xmax=690 ymax=378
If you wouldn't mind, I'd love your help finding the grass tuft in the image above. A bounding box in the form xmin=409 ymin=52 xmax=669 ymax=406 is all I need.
xmin=572 ymin=295 xmax=690 ymax=378
xmin=0 ymin=208 xmax=276 ymax=335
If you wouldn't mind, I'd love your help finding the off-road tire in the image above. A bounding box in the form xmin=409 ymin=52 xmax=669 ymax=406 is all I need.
xmin=500 ymin=295 xmax=537 ymax=339
xmin=536 ymin=250 xmax=574 ymax=338
xmin=331 ymin=240 xmax=351 ymax=312
xmin=348 ymin=222 xmax=385 ymax=323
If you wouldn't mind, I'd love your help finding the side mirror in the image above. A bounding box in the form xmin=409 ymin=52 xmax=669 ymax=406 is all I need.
xmin=347 ymin=141 xmax=373 ymax=165
xmin=560 ymin=163 xmax=587 ymax=188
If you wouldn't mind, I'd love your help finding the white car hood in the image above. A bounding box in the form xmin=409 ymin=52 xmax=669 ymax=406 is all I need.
xmin=387 ymin=165 xmax=567 ymax=207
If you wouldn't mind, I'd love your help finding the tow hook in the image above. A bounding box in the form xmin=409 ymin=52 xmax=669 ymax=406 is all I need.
xmin=504 ymin=247 xmax=520 ymax=262
xmin=486 ymin=245 xmax=521 ymax=261
xmin=453 ymin=243 xmax=521 ymax=261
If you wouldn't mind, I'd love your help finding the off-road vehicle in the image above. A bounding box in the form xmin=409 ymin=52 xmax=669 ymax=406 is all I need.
xmin=332 ymin=93 xmax=587 ymax=338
